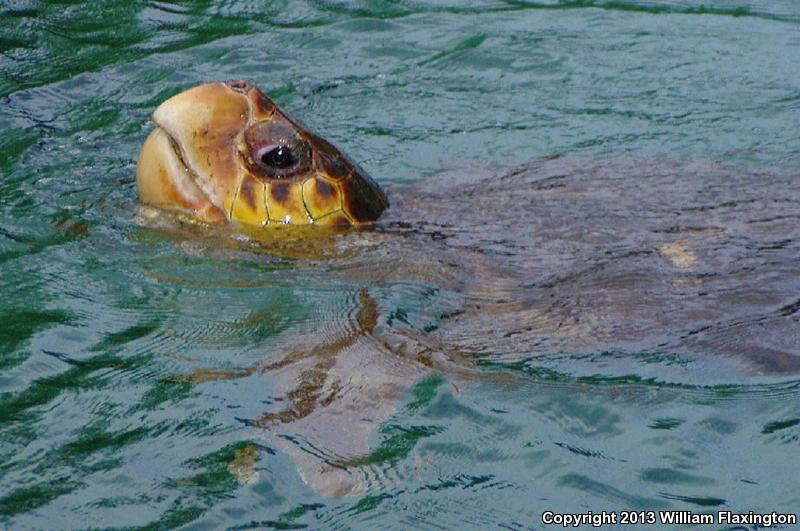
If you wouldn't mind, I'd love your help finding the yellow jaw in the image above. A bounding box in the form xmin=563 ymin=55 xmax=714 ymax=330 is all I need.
xmin=136 ymin=81 xmax=388 ymax=227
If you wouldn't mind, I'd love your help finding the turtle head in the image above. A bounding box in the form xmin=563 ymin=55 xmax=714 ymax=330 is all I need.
xmin=136 ymin=81 xmax=388 ymax=226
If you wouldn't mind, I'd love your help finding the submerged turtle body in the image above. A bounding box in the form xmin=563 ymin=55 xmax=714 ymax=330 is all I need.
xmin=134 ymin=82 xmax=800 ymax=499
xmin=136 ymin=81 xmax=388 ymax=227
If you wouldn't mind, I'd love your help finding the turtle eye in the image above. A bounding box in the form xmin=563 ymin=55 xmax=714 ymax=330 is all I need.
xmin=244 ymin=122 xmax=311 ymax=180
xmin=260 ymin=145 xmax=298 ymax=169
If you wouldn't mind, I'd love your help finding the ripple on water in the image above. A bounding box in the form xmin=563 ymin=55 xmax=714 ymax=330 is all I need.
xmin=2 ymin=0 xmax=800 ymax=527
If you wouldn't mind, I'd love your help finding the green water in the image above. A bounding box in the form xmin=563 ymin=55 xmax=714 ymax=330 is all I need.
xmin=2 ymin=1 xmax=800 ymax=529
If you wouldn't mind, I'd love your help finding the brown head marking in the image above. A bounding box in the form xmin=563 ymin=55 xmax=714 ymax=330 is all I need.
xmin=271 ymin=181 xmax=290 ymax=204
xmin=240 ymin=175 xmax=258 ymax=210
xmin=253 ymin=89 xmax=277 ymax=115
xmin=341 ymin=174 xmax=389 ymax=222
xmin=307 ymin=131 xmax=355 ymax=181
xmin=315 ymin=178 xmax=335 ymax=199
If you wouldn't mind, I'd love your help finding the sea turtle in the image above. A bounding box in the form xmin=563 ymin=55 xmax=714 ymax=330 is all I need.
xmin=136 ymin=81 xmax=487 ymax=494
xmin=135 ymin=82 xmax=800 ymax=495
xmin=136 ymin=80 xmax=388 ymax=228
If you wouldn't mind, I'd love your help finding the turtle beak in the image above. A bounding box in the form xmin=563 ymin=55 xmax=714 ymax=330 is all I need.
xmin=136 ymin=82 xmax=253 ymax=223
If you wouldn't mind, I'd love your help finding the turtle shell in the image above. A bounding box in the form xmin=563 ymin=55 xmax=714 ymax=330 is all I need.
xmin=136 ymin=80 xmax=388 ymax=227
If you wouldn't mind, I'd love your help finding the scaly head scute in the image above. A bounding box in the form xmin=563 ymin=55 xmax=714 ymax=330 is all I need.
xmin=136 ymin=81 xmax=388 ymax=227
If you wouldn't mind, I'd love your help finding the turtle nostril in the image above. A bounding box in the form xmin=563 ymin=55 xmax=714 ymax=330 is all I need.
xmin=260 ymin=145 xmax=298 ymax=170
xmin=227 ymin=80 xmax=250 ymax=92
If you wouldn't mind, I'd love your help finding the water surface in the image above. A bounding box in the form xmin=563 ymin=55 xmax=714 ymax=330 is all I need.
xmin=1 ymin=1 xmax=800 ymax=528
